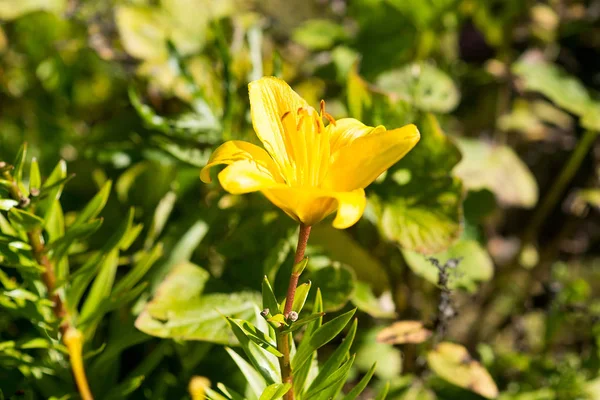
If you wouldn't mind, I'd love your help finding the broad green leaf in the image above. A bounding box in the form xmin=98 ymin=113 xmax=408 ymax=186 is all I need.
xmin=427 ymin=342 xmax=498 ymax=399
xmin=376 ymin=63 xmax=460 ymax=113
xmin=512 ymin=58 xmax=591 ymax=116
xmin=225 ymin=347 xmax=266 ymax=400
xmin=308 ymin=319 xmax=357 ymax=392
xmin=292 ymin=19 xmax=347 ymax=50
xmin=304 ymin=355 xmax=355 ymax=400
xmin=292 ymin=308 xmax=356 ymax=371
xmin=8 ymin=208 xmax=44 ymax=230
xmin=375 ymin=113 xmax=463 ymax=254
xmin=402 ymin=239 xmax=494 ymax=292
xmin=343 ymin=362 xmax=377 ymax=400
xmin=453 ymin=138 xmax=538 ymax=208
xmin=72 ymin=181 xmax=112 ymax=227
xmin=135 ymin=262 xmax=260 ymax=344
xmin=28 ymin=158 xmax=41 ymax=194
xmin=351 ymin=281 xmax=396 ymax=319
xmin=306 ymin=265 xmax=354 ymax=312
xmin=259 ymin=383 xmax=291 ymax=400
xmin=0 ymin=0 xmax=66 ymax=20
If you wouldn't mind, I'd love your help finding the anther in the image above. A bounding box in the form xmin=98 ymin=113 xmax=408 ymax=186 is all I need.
xmin=281 ymin=111 xmax=291 ymax=122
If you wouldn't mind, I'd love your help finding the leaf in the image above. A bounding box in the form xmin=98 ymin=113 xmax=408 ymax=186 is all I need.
xmin=0 ymin=0 xmax=66 ymax=20
xmin=47 ymin=219 xmax=103 ymax=262
xmin=292 ymin=308 xmax=356 ymax=371
xmin=376 ymin=321 xmax=432 ymax=344
xmin=225 ymin=347 xmax=266 ymax=399
xmin=229 ymin=318 xmax=282 ymax=357
xmin=79 ymin=249 xmax=119 ymax=323
xmin=303 ymin=355 xmax=355 ymax=400
xmin=292 ymin=19 xmax=347 ymax=50
xmin=0 ymin=199 xmax=19 ymax=211
xmin=28 ymin=158 xmax=41 ymax=194
xmin=427 ymin=342 xmax=499 ymax=399
xmin=343 ymin=362 xmax=377 ymax=400
xmin=375 ymin=113 xmax=464 ymax=254
xmin=308 ymin=319 xmax=357 ymax=392
xmin=512 ymin=58 xmax=591 ymax=117
xmin=351 ymin=281 xmax=396 ymax=319
xmin=115 ymin=5 xmax=169 ymax=60
xmin=135 ymin=262 xmax=260 ymax=344
xmin=402 ymin=239 xmax=494 ymax=292
xmin=280 ymin=282 xmax=311 ymax=315
xmin=113 ymin=244 xmax=163 ymax=295
xmin=12 ymin=143 xmax=27 ymax=198
xmin=453 ymin=138 xmax=538 ymax=208
xmin=72 ymin=181 xmax=112 ymax=227
xmin=306 ymin=265 xmax=354 ymax=312
xmin=259 ymin=383 xmax=291 ymax=400
xmin=261 ymin=276 xmax=280 ymax=316
xmin=374 ymin=382 xmax=390 ymax=400
xmin=8 ymin=208 xmax=44 ymax=230
xmin=280 ymin=312 xmax=325 ymax=334
xmin=145 ymin=191 xmax=177 ymax=247
xmin=376 ymin=63 xmax=460 ymax=113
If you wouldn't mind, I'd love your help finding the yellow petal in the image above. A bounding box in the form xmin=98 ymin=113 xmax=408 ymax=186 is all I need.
xmin=249 ymin=77 xmax=309 ymax=181
xmin=324 ymin=124 xmax=420 ymax=192
xmin=261 ymin=186 xmax=366 ymax=229
xmin=328 ymin=118 xmax=385 ymax=153
xmin=200 ymin=140 xmax=280 ymax=183
xmin=218 ymin=159 xmax=278 ymax=194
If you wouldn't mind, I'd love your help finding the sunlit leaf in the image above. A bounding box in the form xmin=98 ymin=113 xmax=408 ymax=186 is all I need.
xmin=427 ymin=342 xmax=499 ymax=399
xmin=376 ymin=320 xmax=432 ymax=344
xmin=453 ymin=138 xmax=538 ymax=208
xmin=351 ymin=281 xmax=396 ymax=319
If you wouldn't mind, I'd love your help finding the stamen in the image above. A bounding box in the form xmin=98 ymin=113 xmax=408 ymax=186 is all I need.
xmin=296 ymin=114 xmax=306 ymax=132
xmin=314 ymin=117 xmax=322 ymax=134
xmin=319 ymin=99 xmax=336 ymax=126
xmin=323 ymin=112 xmax=336 ymax=126
xmin=281 ymin=111 xmax=291 ymax=122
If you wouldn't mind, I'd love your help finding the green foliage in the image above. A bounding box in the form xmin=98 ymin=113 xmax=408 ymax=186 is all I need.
xmin=2 ymin=0 xmax=600 ymax=399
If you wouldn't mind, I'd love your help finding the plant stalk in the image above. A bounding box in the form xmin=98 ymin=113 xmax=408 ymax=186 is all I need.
xmin=278 ymin=223 xmax=312 ymax=400
xmin=4 ymin=169 xmax=94 ymax=399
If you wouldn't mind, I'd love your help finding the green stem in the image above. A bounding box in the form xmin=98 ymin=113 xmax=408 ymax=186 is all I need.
xmin=277 ymin=224 xmax=312 ymax=400
xmin=523 ymin=129 xmax=599 ymax=244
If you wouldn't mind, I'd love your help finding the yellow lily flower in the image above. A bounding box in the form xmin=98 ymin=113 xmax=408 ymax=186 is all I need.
xmin=200 ymin=77 xmax=420 ymax=229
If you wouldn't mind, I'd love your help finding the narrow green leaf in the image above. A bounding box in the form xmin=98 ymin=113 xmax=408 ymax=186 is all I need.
xmin=47 ymin=219 xmax=103 ymax=261
xmin=216 ymin=383 xmax=246 ymax=400
xmin=113 ymin=244 xmax=163 ymax=294
xmin=280 ymin=312 xmax=325 ymax=334
xmin=29 ymin=158 xmax=41 ymax=194
xmin=309 ymin=319 xmax=357 ymax=391
xmin=145 ymin=190 xmax=176 ymax=247
xmin=238 ymin=319 xmax=282 ymax=357
xmin=8 ymin=208 xmax=44 ymax=230
xmin=374 ymin=382 xmax=390 ymax=400
xmin=104 ymin=376 xmax=144 ymax=400
xmin=205 ymin=387 xmax=230 ymax=400
xmin=304 ymin=355 xmax=355 ymax=399
xmin=292 ymin=308 xmax=356 ymax=371
xmin=79 ymin=249 xmax=119 ymax=322
xmin=306 ymin=288 xmax=323 ymax=336
xmin=228 ymin=318 xmax=280 ymax=384
xmin=119 ymin=223 xmax=143 ymax=251
xmin=225 ymin=347 xmax=266 ymax=399
xmin=12 ymin=143 xmax=28 ymax=197
xmin=343 ymin=362 xmax=377 ymax=400
xmin=261 ymin=276 xmax=279 ymax=315
xmin=280 ymin=282 xmax=311 ymax=314
xmin=259 ymin=383 xmax=291 ymax=400
xmin=72 ymin=181 xmax=112 ymax=227
xmin=0 ymin=199 xmax=18 ymax=211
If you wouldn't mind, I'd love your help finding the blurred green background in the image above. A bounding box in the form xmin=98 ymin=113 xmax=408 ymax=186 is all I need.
xmin=1 ymin=0 xmax=600 ymax=399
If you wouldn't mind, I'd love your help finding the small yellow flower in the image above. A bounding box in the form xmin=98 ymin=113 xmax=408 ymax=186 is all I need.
xmin=201 ymin=77 xmax=420 ymax=229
